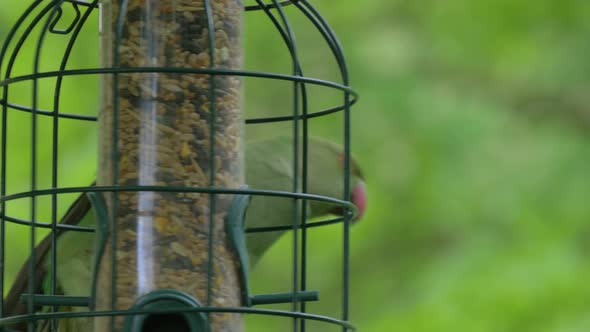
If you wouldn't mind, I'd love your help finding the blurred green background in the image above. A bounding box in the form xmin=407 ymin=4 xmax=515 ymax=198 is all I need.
xmin=2 ymin=0 xmax=590 ymax=331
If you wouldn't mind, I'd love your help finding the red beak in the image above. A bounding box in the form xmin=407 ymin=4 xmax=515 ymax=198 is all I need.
xmin=351 ymin=181 xmax=367 ymax=221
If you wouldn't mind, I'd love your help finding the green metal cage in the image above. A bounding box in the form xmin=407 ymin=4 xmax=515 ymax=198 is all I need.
xmin=0 ymin=0 xmax=358 ymax=331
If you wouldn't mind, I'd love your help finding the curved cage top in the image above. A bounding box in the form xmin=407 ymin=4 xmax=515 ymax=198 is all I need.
xmin=0 ymin=0 xmax=357 ymax=123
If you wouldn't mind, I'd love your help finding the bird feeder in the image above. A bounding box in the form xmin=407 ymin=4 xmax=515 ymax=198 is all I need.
xmin=95 ymin=0 xmax=243 ymax=330
xmin=0 ymin=0 xmax=359 ymax=331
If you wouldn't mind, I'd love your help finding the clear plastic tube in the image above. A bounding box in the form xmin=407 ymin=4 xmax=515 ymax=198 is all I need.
xmin=97 ymin=0 xmax=243 ymax=330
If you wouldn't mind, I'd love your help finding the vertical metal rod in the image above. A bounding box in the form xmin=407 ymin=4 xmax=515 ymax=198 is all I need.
xmin=0 ymin=44 xmax=7 ymax=329
xmin=342 ymin=99 xmax=352 ymax=332
xmin=270 ymin=2 xmax=301 ymax=330
xmin=29 ymin=32 xmax=39 ymax=332
xmin=295 ymin=14 xmax=310 ymax=332
xmin=0 ymin=0 xmax=45 ymax=324
xmin=29 ymin=4 xmax=64 ymax=329
xmin=291 ymin=5 xmax=314 ymax=332
xmin=298 ymin=84 xmax=309 ymax=332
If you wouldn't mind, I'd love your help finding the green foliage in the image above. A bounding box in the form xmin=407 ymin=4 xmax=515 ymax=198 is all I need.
xmin=3 ymin=0 xmax=590 ymax=331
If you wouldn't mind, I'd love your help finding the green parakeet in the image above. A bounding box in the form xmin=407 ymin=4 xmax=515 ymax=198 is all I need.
xmin=4 ymin=136 xmax=366 ymax=331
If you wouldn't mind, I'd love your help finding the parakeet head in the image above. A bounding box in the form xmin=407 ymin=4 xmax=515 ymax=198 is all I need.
xmin=306 ymin=138 xmax=367 ymax=222
xmin=244 ymin=135 xmax=367 ymax=265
